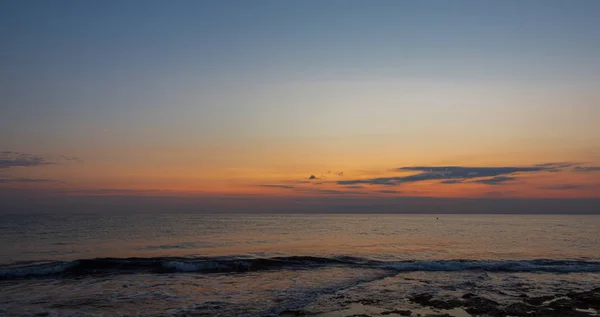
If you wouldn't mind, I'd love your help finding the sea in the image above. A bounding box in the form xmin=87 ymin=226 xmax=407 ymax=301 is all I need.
xmin=0 ymin=213 xmax=599 ymax=317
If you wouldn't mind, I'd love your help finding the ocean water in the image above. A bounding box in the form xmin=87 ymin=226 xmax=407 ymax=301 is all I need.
xmin=0 ymin=213 xmax=599 ymax=316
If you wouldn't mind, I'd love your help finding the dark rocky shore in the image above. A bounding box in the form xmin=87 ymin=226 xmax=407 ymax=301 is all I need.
xmin=280 ymin=287 xmax=600 ymax=317
xmin=407 ymin=287 xmax=600 ymax=317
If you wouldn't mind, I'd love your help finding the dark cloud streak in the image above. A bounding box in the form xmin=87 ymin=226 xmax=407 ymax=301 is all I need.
xmin=471 ymin=176 xmax=517 ymax=185
xmin=440 ymin=179 xmax=463 ymax=184
xmin=378 ymin=190 xmax=400 ymax=194
xmin=573 ymin=166 xmax=600 ymax=172
xmin=0 ymin=178 xmax=58 ymax=183
xmin=258 ymin=184 xmax=295 ymax=189
xmin=0 ymin=151 xmax=83 ymax=169
xmin=339 ymin=164 xmax=572 ymax=186
xmin=0 ymin=151 xmax=50 ymax=169
xmin=540 ymin=184 xmax=596 ymax=190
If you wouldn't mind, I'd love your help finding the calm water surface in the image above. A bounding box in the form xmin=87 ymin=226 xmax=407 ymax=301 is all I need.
xmin=1 ymin=214 xmax=599 ymax=263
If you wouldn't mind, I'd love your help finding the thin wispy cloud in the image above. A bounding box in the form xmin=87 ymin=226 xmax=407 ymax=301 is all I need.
xmin=471 ymin=176 xmax=517 ymax=185
xmin=296 ymin=188 xmax=367 ymax=195
xmin=540 ymin=184 xmax=597 ymax=190
xmin=258 ymin=184 xmax=295 ymax=189
xmin=440 ymin=179 xmax=463 ymax=184
xmin=534 ymin=162 xmax=580 ymax=171
xmin=573 ymin=166 xmax=600 ymax=172
xmin=0 ymin=151 xmax=50 ymax=169
xmin=257 ymin=184 xmax=366 ymax=195
xmin=0 ymin=178 xmax=58 ymax=183
xmin=0 ymin=151 xmax=83 ymax=169
xmin=59 ymin=155 xmax=84 ymax=163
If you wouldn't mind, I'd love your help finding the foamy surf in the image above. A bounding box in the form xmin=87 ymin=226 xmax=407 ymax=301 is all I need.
xmin=383 ymin=259 xmax=600 ymax=273
xmin=2 ymin=256 xmax=600 ymax=279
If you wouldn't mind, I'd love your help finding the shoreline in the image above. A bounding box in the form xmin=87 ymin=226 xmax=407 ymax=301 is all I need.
xmin=281 ymin=287 xmax=600 ymax=317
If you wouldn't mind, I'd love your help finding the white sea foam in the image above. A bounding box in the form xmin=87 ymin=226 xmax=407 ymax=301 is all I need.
xmin=162 ymin=260 xmax=229 ymax=272
xmin=383 ymin=260 xmax=600 ymax=273
xmin=0 ymin=261 xmax=77 ymax=278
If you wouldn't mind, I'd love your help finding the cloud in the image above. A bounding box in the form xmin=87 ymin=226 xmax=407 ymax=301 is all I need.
xmin=306 ymin=171 xmax=345 ymax=182
xmin=471 ymin=176 xmax=517 ymax=185
xmin=440 ymin=179 xmax=463 ymax=184
xmin=398 ymin=166 xmax=553 ymax=177
xmin=0 ymin=151 xmax=50 ymax=169
xmin=540 ymin=184 xmax=597 ymax=190
xmin=342 ymin=185 xmax=364 ymax=189
xmin=296 ymin=188 xmax=367 ymax=195
xmin=256 ymin=183 xmax=366 ymax=195
xmin=378 ymin=190 xmax=400 ymax=194
xmin=338 ymin=164 xmax=570 ymax=187
xmin=534 ymin=162 xmax=580 ymax=170
xmin=258 ymin=184 xmax=295 ymax=189
xmin=0 ymin=178 xmax=58 ymax=183
xmin=59 ymin=155 xmax=84 ymax=163
xmin=338 ymin=177 xmax=397 ymax=186
xmin=573 ymin=166 xmax=600 ymax=172
xmin=0 ymin=151 xmax=83 ymax=169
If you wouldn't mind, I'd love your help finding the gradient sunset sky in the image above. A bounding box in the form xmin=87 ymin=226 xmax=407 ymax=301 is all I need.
xmin=1 ymin=1 xmax=600 ymax=210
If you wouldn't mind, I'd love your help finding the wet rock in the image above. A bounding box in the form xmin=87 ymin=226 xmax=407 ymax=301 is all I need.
xmin=173 ymin=312 xmax=213 ymax=317
xmin=279 ymin=308 xmax=307 ymax=316
xmin=501 ymin=299 xmax=599 ymax=317
xmin=428 ymin=298 xmax=463 ymax=309
xmin=344 ymin=315 xmax=371 ymax=317
xmin=463 ymin=296 xmax=500 ymax=316
xmin=345 ymin=298 xmax=381 ymax=305
xmin=410 ymin=293 xmax=464 ymax=309
xmin=547 ymin=298 xmax=575 ymax=311
xmin=464 ymin=296 xmax=498 ymax=307
xmin=381 ymin=309 xmax=411 ymax=316
xmin=424 ymin=314 xmax=453 ymax=317
xmin=409 ymin=288 xmax=599 ymax=317
xmin=409 ymin=293 xmax=434 ymax=306
xmin=504 ymin=302 xmax=536 ymax=316
xmin=525 ymin=295 xmax=555 ymax=306
xmin=568 ymin=288 xmax=600 ymax=309
xmin=535 ymin=309 xmax=595 ymax=317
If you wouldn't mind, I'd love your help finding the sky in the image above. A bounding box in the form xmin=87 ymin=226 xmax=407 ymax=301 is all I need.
xmin=1 ymin=1 xmax=600 ymax=212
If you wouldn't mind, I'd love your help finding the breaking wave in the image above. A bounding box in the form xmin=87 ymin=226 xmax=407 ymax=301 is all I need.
xmin=2 ymin=256 xmax=600 ymax=279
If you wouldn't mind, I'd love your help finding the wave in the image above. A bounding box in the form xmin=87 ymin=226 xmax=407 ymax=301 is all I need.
xmin=2 ymin=256 xmax=600 ymax=279
xmin=383 ymin=259 xmax=600 ymax=273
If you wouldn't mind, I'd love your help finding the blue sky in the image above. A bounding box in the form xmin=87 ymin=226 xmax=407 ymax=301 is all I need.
xmin=1 ymin=1 xmax=600 ymax=203
xmin=3 ymin=1 xmax=600 ymax=134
